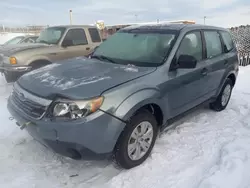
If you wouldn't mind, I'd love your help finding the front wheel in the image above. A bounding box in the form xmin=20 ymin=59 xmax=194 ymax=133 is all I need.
xmin=4 ymin=71 xmax=20 ymax=83
xmin=114 ymin=110 xmax=158 ymax=169
xmin=210 ymin=78 xmax=233 ymax=111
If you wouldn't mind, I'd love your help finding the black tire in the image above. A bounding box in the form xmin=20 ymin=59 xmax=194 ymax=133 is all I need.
xmin=30 ymin=60 xmax=52 ymax=72
xmin=31 ymin=63 xmax=47 ymax=71
xmin=209 ymin=78 xmax=233 ymax=111
xmin=4 ymin=71 xmax=20 ymax=83
xmin=114 ymin=110 xmax=158 ymax=169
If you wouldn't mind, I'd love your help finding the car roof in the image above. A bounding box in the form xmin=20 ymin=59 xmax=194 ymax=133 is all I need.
xmin=121 ymin=23 xmax=229 ymax=32
xmin=48 ymin=25 xmax=98 ymax=29
xmin=24 ymin=35 xmax=38 ymax=37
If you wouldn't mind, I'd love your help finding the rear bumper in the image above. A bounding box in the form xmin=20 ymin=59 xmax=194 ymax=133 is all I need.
xmin=7 ymin=97 xmax=126 ymax=159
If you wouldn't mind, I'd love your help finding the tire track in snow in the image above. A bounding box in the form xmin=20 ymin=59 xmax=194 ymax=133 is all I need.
xmin=196 ymin=92 xmax=250 ymax=188
xmin=101 ymin=90 xmax=250 ymax=188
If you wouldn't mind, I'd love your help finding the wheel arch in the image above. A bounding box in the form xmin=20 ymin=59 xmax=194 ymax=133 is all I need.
xmin=215 ymin=71 xmax=237 ymax=97
xmin=29 ymin=59 xmax=52 ymax=67
xmin=114 ymin=89 xmax=168 ymax=127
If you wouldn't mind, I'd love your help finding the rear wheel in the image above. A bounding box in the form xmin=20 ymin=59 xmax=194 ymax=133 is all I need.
xmin=114 ymin=110 xmax=158 ymax=169
xmin=30 ymin=62 xmax=49 ymax=71
xmin=209 ymin=78 xmax=233 ymax=111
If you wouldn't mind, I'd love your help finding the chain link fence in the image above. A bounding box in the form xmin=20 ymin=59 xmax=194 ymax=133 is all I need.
xmin=230 ymin=25 xmax=250 ymax=66
xmin=0 ymin=25 xmax=47 ymax=34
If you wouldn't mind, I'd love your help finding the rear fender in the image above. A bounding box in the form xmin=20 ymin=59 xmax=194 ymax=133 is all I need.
xmin=215 ymin=71 xmax=237 ymax=97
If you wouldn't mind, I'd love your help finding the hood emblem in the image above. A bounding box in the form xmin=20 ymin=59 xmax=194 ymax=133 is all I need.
xmin=17 ymin=92 xmax=26 ymax=102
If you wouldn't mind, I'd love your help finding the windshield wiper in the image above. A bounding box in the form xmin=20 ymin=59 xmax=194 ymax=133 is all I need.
xmin=91 ymin=55 xmax=117 ymax=64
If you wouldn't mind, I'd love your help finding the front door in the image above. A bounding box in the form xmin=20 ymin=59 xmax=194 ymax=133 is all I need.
xmin=59 ymin=28 xmax=91 ymax=60
xmin=167 ymin=31 xmax=210 ymax=118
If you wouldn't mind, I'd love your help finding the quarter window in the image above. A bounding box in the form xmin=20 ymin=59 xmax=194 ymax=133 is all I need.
xmin=220 ymin=31 xmax=234 ymax=52
xmin=204 ymin=31 xmax=222 ymax=58
xmin=64 ymin=29 xmax=88 ymax=46
xmin=176 ymin=32 xmax=203 ymax=61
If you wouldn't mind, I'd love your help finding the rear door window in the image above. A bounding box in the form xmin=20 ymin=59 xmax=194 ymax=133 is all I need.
xmin=88 ymin=28 xmax=101 ymax=42
xmin=23 ymin=37 xmax=37 ymax=43
xmin=204 ymin=31 xmax=222 ymax=58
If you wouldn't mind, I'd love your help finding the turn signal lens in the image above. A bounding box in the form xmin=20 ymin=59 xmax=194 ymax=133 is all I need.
xmin=9 ymin=57 xmax=17 ymax=65
xmin=89 ymin=97 xmax=104 ymax=113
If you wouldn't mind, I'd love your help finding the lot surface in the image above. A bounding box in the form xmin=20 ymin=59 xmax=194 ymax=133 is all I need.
xmin=1 ymin=66 xmax=250 ymax=188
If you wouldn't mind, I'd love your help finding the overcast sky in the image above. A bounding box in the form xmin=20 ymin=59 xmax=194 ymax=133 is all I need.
xmin=0 ymin=0 xmax=249 ymax=28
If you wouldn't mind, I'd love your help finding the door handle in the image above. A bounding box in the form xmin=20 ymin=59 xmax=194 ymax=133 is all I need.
xmin=86 ymin=47 xmax=90 ymax=50
xmin=201 ymin=68 xmax=208 ymax=76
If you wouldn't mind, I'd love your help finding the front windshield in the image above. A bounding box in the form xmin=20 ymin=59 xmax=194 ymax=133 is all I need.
xmin=4 ymin=36 xmax=24 ymax=45
xmin=93 ymin=31 xmax=178 ymax=66
xmin=36 ymin=27 xmax=66 ymax=44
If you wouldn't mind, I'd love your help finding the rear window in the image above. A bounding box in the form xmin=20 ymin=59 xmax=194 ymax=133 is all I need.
xmin=4 ymin=36 xmax=24 ymax=45
xmin=88 ymin=28 xmax=101 ymax=42
xmin=220 ymin=31 xmax=234 ymax=52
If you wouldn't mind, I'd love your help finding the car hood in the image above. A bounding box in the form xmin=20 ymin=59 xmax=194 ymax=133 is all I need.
xmin=17 ymin=57 xmax=156 ymax=100
xmin=0 ymin=43 xmax=49 ymax=56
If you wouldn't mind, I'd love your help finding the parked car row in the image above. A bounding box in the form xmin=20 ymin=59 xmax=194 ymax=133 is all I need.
xmin=1 ymin=35 xmax=38 ymax=46
xmin=0 ymin=25 xmax=102 ymax=82
xmin=4 ymin=23 xmax=239 ymax=169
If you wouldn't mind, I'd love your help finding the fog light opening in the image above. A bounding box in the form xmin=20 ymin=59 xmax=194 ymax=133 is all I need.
xmin=67 ymin=149 xmax=81 ymax=160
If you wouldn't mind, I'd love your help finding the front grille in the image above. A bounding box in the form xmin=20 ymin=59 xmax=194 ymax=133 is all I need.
xmin=11 ymin=91 xmax=47 ymax=119
xmin=10 ymin=83 xmax=53 ymax=119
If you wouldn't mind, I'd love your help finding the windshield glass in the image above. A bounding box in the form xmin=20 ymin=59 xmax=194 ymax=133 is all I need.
xmin=93 ymin=31 xmax=178 ymax=66
xmin=36 ymin=27 xmax=66 ymax=44
xmin=4 ymin=36 xmax=25 ymax=45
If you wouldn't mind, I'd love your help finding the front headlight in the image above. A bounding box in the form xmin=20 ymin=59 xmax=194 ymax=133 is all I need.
xmin=52 ymin=96 xmax=104 ymax=119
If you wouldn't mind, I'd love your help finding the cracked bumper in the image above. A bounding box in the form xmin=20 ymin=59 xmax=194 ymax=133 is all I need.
xmin=7 ymin=97 xmax=126 ymax=159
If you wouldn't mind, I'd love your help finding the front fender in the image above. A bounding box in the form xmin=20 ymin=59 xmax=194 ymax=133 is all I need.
xmin=26 ymin=56 xmax=52 ymax=65
xmin=114 ymin=89 xmax=168 ymax=123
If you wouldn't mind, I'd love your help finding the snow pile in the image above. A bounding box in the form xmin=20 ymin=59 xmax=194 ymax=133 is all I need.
xmin=1 ymin=66 xmax=250 ymax=188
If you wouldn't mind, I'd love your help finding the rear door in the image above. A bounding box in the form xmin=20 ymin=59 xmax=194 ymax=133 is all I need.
xmin=59 ymin=28 xmax=91 ymax=59
xmin=219 ymin=30 xmax=238 ymax=72
xmin=201 ymin=30 xmax=227 ymax=97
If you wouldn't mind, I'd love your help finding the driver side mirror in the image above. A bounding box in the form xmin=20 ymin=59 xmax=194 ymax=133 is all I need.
xmin=177 ymin=54 xmax=197 ymax=69
xmin=61 ymin=39 xmax=73 ymax=47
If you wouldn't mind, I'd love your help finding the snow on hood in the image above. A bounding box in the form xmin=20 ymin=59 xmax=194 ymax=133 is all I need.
xmin=17 ymin=57 xmax=156 ymax=100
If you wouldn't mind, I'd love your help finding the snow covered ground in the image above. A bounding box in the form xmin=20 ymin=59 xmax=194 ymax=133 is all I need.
xmin=1 ymin=66 xmax=250 ymax=188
